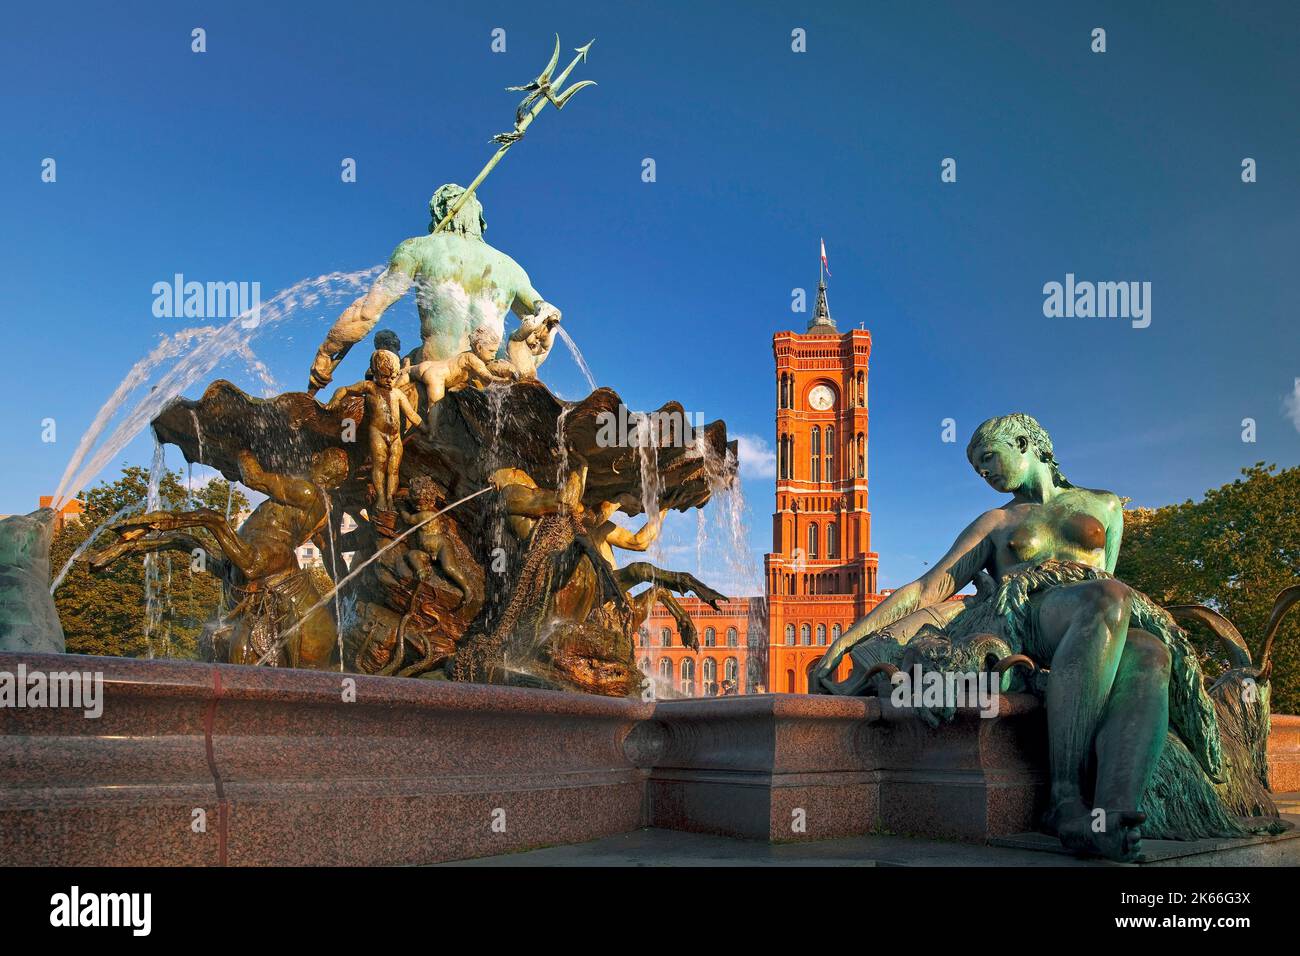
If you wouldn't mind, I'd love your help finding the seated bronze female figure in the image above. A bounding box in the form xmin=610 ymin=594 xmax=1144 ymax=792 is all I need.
xmin=812 ymin=413 xmax=1294 ymax=861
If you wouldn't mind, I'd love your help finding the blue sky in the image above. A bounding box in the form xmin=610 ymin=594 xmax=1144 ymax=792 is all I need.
xmin=2 ymin=0 xmax=1297 ymax=592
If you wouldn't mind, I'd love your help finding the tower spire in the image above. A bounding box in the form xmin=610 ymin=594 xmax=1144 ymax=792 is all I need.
xmin=808 ymin=277 xmax=836 ymax=331
xmin=809 ymin=238 xmax=836 ymax=331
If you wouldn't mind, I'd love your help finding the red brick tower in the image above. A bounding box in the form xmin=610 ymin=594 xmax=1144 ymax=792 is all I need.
xmin=764 ymin=276 xmax=881 ymax=692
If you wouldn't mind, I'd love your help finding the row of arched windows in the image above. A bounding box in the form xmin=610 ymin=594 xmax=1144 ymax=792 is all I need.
xmin=778 ymin=431 xmax=867 ymax=481
xmin=702 ymin=626 xmax=740 ymax=647
xmin=778 ymin=434 xmax=794 ymax=479
xmin=782 ymin=623 xmax=843 ymax=646
xmin=640 ymin=626 xmax=741 ymax=648
xmin=646 ymin=656 xmax=742 ymax=696
xmin=771 ymin=571 xmax=858 ymax=595
xmin=804 ymin=521 xmax=839 ymax=560
xmin=849 ymin=372 xmax=865 ymax=407
xmin=809 ymin=427 xmax=836 ymax=483
xmin=778 ymin=374 xmax=794 ymax=409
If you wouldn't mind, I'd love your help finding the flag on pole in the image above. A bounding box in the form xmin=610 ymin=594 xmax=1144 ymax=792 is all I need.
xmin=820 ymin=238 xmax=831 ymax=278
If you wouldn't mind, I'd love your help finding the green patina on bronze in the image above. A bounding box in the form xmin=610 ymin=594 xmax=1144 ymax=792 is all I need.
xmin=813 ymin=412 xmax=1296 ymax=861
xmin=306 ymin=36 xmax=595 ymax=395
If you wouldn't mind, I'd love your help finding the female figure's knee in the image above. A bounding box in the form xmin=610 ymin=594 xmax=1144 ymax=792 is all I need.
xmin=1128 ymin=630 xmax=1171 ymax=678
xmin=1075 ymin=578 xmax=1132 ymax=628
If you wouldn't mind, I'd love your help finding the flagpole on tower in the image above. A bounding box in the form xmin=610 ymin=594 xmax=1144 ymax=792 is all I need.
xmin=810 ymin=239 xmax=835 ymax=331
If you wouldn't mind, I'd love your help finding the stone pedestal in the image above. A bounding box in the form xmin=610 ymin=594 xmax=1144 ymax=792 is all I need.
xmin=645 ymin=692 xmax=1046 ymax=842
xmin=1269 ymin=714 xmax=1300 ymax=792
xmin=0 ymin=652 xmax=651 ymax=866
xmin=0 ymin=651 xmax=1294 ymax=865
xmin=643 ymin=694 xmax=880 ymax=842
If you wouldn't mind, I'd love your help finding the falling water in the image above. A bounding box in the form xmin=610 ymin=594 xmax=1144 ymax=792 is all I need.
xmin=49 ymin=497 xmax=146 ymax=593
xmin=145 ymin=437 xmax=166 ymax=511
xmin=187 ymin=409 xmax=206 ymax=507
xmin=635 ymin=416 xmax=658 ymax=509
xmin=164 ymin=555 xmax=174 ymax=658
xmin=555 ymin=326 xmax=597 ymax=394
xmin=746 ymin=594 xmax=770 ymax=692
xmin=189 ymin=409 xmax=205 ymax=465
xmin=51 ymin=266 xmax=382 ymax=510
xmin=696 ymin=508 xmax=705 ymax=572
xmin=254 ymin=486 xmax=493 ymax=666
xmin=554 ymin=404 xmax=572 ymax=506
xmin=486 ymin=384 xmax=509 ymax=553
xmin=323 ymin=497 xmax=344 ymax=671
xmin=715 ymin=448 xmax=758 ymax=594
xmin=686 ymin=432 xmax=760 ymax=599
xmin=142 ymin=439 xmax=167 ymax=658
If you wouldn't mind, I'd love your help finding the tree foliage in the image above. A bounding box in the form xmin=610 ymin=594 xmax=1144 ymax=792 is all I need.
xmin=1116 ymin=463 xmax=1300 ymax=714
xmin=49 ymin=466 xmax=249 ymax=660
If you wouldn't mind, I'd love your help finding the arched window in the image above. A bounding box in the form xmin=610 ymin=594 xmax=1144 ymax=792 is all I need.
xmin=857 ymin=372 xmax=865 ymax=406
xmin=660 ymin=627 xmax=671 ymax=647
xmin=722 ymin=655 xmax=743 ymax=686
xmin=680 ymin=657 xmax=696 ymax=697
xmin=825 ymin=426 xmax=835 ymax=481
xmin=784 ymin=624 xmax=795 ymax=646
xmin=816 ymin=624 xmax=827 ymax=645
xmin=704 ymin=627 xmax=716 ymax=647
xmin=726 ymin=627 xmax=738 ymax=647
xmin=786 ymin=669 xmax=796 ymax=693
xmin=702 ymin=657 xmax=718 ymax=695
xmin=800 ymin=624 xmax=811 ymax=646
xmin=640 ymin=657 xmax=651 ymax=673
xmin=808 ymin=523 xmax=819 ymax=559
xmin=810 ymin=427 xmax=821 ymax=481
xmin=857 ymin=433 xmax=865 ymax=478
xmin=827 ymin=522 xmax=838 ymax=559
xmin=832 ymin=624 xmax=842 ymax=643
xmin=659 ymin=658 xmax=673 ymax=683
xmin=638 ymin=627 xmax=648 ymax=647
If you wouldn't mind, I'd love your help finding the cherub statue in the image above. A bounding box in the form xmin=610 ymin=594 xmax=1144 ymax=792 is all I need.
xmin=506 ymin=308 xmax=560 ymax=380
xmin=325 ymin=349 xmax=421 ymax=513
xmin=399 ymin=325 xmax=516 ymax=433
xmin=397 ymin=476 xmax=478 ymax=607
xmin=306 ymin=184 xmax=562 ymax=394
xmin=366 ymin=329 xmax=402 ymax=379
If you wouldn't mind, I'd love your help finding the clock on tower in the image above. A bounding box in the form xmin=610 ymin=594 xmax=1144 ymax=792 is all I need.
xmin=808 ymin=384 xmax=835 ymax=410
xmin=763 ymin=270 xmax=882 ymax=694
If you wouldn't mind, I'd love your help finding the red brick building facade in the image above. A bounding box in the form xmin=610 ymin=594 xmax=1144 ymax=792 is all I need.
xmin=764 ymin=280 xmax=882 ymax=692
xmin=645 ymin=274 xmax=882 ymax=695
xmin=638 ymin=597 xmax=759 ymax=696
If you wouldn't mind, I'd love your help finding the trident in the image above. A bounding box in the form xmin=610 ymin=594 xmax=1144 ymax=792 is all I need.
xmin=431 ymin=35 xmax=596 ymax=235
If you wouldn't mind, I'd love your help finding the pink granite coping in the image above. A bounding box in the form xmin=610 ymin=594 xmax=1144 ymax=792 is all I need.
xmin=2 ymin=651 xmax=1297 ymax=863
xmin=1269 ymin=715 xmax=1300 ymax=793
xmin=0 ymin=652 xmax=652 ymax=866
xmin=645 ymin=691 xmax=1048 ymax=841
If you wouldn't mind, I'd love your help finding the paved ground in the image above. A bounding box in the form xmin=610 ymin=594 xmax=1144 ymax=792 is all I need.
xmin=445 ymin=793 xmax=1300 ymax=867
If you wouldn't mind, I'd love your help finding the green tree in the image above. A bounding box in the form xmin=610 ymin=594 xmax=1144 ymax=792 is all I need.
xmin=1116 ymin=463 xmax=1300 ymax=714
xmin=49 ymin=466 xmax=249 ymax=660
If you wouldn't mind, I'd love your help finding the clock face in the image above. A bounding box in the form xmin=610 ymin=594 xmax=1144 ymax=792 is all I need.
xmin=808 ymin=385 xmax=835 ymax=411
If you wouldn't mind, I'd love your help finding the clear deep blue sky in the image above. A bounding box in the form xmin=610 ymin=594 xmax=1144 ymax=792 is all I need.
xmin=3 ymin=0 xmax=1297 ymax=591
